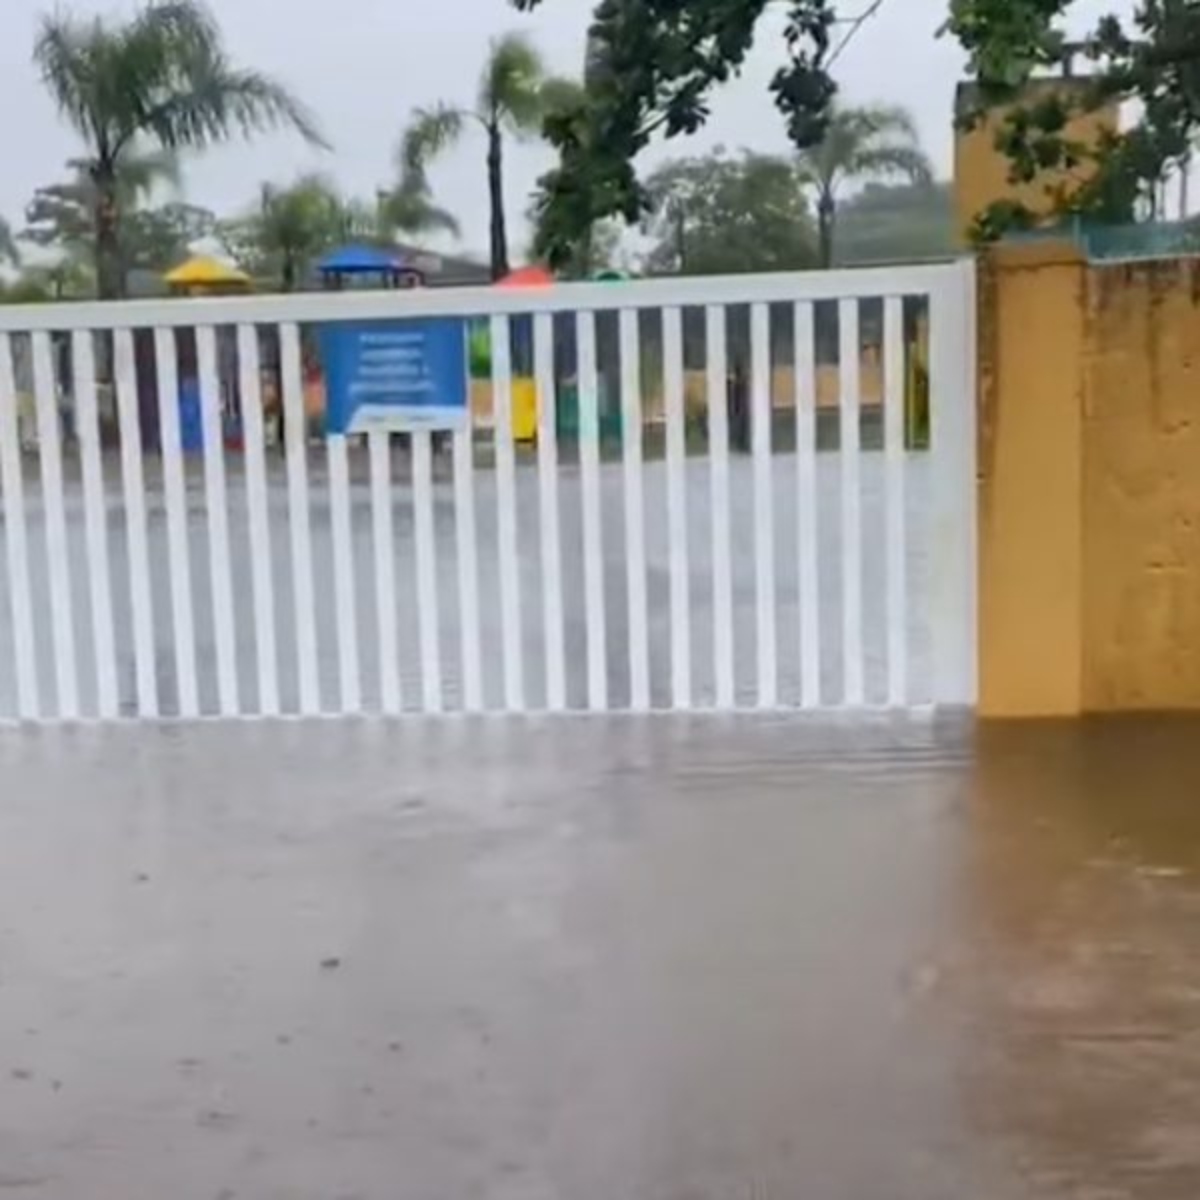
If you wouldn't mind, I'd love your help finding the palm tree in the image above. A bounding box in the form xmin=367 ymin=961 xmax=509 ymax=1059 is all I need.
xmin=401 ymin=32 xmax=564 ymax=279
xmin=223 ymin=175 xmax=342 ymax=291
xmin=378 ymin=174 xmax=460 ymax=242
xmin=798 ymin=104 xmax=933 ymax=269
xmin=0 ymin=258 xmax=93 ymax=303
xmin=0 ymin=218 xmax=18 ymax=267
xmin=23 ymin=146 xmax=180 ymax=270
xmin=33 ymin=0 xmax=326 ymax=298
xmin=222 ymin=173 xmax=460 ymax=291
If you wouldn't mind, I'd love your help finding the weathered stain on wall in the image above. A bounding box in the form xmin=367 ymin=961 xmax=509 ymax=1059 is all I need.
xmin=1083 ymin=260 xmax=1200 ymax=709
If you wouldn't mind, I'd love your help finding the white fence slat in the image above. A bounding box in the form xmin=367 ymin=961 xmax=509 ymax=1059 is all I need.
xmin=705 ymin=306 xmax=735 ymax=709
xmin=794 ymin=303 xmax=821 ymax=708
xmin=280 ymin=321 xmax=320 ymax=714
xmin=452 ymin=422 xmax=483 ymax=711
xmin=619 ymin=308 xmax=650 ymax=710
xmin=750 ymin=303 xmax=777 ymax=709
xmin=72 ymin=331 xmax=118 ymax=719
xmin=327 ymin=433 xmax=361 ymax=713
xmin=930 ymin=260 xmax=978 ymax=706
xmin=838 ymin=299 xmax=865 ymax=706
xmin=663 ymin=306 xmax=691 ymax=709
xmin=236 ymin=324 xmax=279 ymax=716
xmin=153 ymin=327 xmax=199 ymax=717
xmin=577 ymin=310 xmax=608 ymax=711
xmin=32 ymin=332 xmax=78 ymax=718
xmin=368 ymin=431 xmax=401 ymax=714
xmin=490 ymin=314 xmax=525 ymax=711
xmin=883 ymin=297 xmax=909 ymax=707
xmin=534 ymin=312 xmax=565 ymax=711
xmin=0 ymin=333 xmax=40 ymax=719
xmin=197 ymin=325 xmax=239 ymax=716
xmin=114 ymin=328 xmax=158 ymax=717
xmin=412 ymin=430 xmax=442 ymax=714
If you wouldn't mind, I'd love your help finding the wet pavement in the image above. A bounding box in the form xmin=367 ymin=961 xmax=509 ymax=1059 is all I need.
xmin=0 ymin=714 xmax=1198 ymax=1199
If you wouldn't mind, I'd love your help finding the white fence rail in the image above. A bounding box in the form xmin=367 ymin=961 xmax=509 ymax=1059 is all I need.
xmin=0 ymin=263 xmax=976 ymax=723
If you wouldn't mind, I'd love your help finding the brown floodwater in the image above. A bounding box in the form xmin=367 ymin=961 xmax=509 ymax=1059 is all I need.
xmin=0 ymin=715 xmax=1196 ymax=1199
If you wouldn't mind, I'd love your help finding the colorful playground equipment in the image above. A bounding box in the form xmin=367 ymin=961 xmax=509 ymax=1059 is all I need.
xmin=164 ymin=256 xmax=252 ymax=450
xmin=472 ymin=265 xmax=555 ymax=442
xmin=469 ymin=266 xmax=628 ymax=445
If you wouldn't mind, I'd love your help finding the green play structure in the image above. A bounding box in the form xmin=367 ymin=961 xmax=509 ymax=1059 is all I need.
xmin=468 ymin=270 xmax=630 ymax=446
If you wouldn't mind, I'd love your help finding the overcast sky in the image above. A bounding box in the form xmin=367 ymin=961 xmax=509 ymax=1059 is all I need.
xmin=0 ymin=0 xmax=1128 ymax=260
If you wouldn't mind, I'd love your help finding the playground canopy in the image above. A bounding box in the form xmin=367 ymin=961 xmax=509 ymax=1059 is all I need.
xmin=316 ymin=244 xmax=405 ymax=275
xmin=317 ymin=244 xmax=425 ymax=288
xmin=164 ymin=256 xmax=251 ymax=289
xmin=496 ymin=265 xmax=554 ymax=288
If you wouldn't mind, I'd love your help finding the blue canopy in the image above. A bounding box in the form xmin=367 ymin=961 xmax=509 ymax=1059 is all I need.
xmin=316 ymin=244 xmax=405 ymax=275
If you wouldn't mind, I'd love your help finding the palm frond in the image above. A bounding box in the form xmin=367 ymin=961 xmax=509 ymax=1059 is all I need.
xmin=398 ymin=105 xmax=466 ymax=177
xmin=799 ymin=102 xmax=932 ymax=195
xmin=539 ymin=75 xmax=584 ymax=118
xmin=849 ymin=104 xmax=922 ymax=142
xmin=33 ymin=11 xmax=108 ymax=148
xmin=381 ymin=182 xmax=461 ymax=238
xmin=0 ymin=218 xmax=19 ymax=267
xmin=480 ymin=32 xmax=547 ymax=131
xmin=144 ymin=63 xmax=328 ymax=150
xmin=848 ymin=144 xmax=933 ymax=185
xmin=38 ymin=0 xmax=327 ymax=162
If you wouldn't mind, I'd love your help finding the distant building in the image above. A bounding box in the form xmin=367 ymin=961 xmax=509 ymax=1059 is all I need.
xmin=390 ymin=243 xmax=491 ymax=288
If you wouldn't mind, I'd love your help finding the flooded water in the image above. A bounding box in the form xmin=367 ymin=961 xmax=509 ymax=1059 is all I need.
xmin=0 ymin=715 xmax=1196 ymax=1198
xmin=0 ymin=450 xmax=935 ymax=719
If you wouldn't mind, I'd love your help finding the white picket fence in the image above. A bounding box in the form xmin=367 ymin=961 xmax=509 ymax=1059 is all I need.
xmin=0 ymin=263 xmax=976 ymax=723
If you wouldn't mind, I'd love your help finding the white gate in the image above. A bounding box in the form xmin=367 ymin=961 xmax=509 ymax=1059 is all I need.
xmin=0 ymin=262 xmax=976 ymax=723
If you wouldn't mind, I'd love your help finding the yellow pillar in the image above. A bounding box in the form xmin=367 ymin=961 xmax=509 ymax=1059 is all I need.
xmin=953 ymin=79 xmax=1120 ymax=243
xmin=978 ymin=241 xmax=1087 ymax=717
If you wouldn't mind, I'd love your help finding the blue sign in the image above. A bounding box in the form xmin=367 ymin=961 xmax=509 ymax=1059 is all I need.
xmin=319 ymin=318 xmax=468 ymax=435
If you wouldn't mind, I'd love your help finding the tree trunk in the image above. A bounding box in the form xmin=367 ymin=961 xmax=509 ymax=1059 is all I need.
xmin=93 ymin=163 xmax=125 ymax=300
xmin=817 ymin=190 xmax=835 ymax=270
xmin=487 ymin=124 xmax=509 ymax=281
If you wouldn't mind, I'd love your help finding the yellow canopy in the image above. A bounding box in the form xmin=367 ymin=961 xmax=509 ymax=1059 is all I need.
xmin=164 ymin=256 xmax=251 ymax=287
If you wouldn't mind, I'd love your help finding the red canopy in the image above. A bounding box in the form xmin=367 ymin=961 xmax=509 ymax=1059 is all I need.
xmin=495 ymin=265 xmax=555 ymax=288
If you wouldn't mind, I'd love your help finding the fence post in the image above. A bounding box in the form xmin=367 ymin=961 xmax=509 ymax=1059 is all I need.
xmin=929 ymin=257 xmax=978 ymax=707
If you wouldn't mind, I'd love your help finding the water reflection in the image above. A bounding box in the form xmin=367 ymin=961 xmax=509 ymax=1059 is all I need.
xmin=0 ymin=715 xmax=1196 ymax=1198
xmin=957 ymin=718 xmax=1200 ymax=1198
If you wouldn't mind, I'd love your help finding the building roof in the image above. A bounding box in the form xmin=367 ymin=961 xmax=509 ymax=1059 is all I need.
xmin=390 ymin=242 xmax=491 ymax=287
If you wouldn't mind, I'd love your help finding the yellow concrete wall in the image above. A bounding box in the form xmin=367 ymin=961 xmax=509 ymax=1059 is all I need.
xmin=978 ymin=242 xmax=1087 ymax=717
xmin=1082 ymin=261 xmax=1200 ymax=710
xmin=954 ymin=79 xmax=1120 ymax=243
xmin=980 ymin=246 xmax=1200 ymax=716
